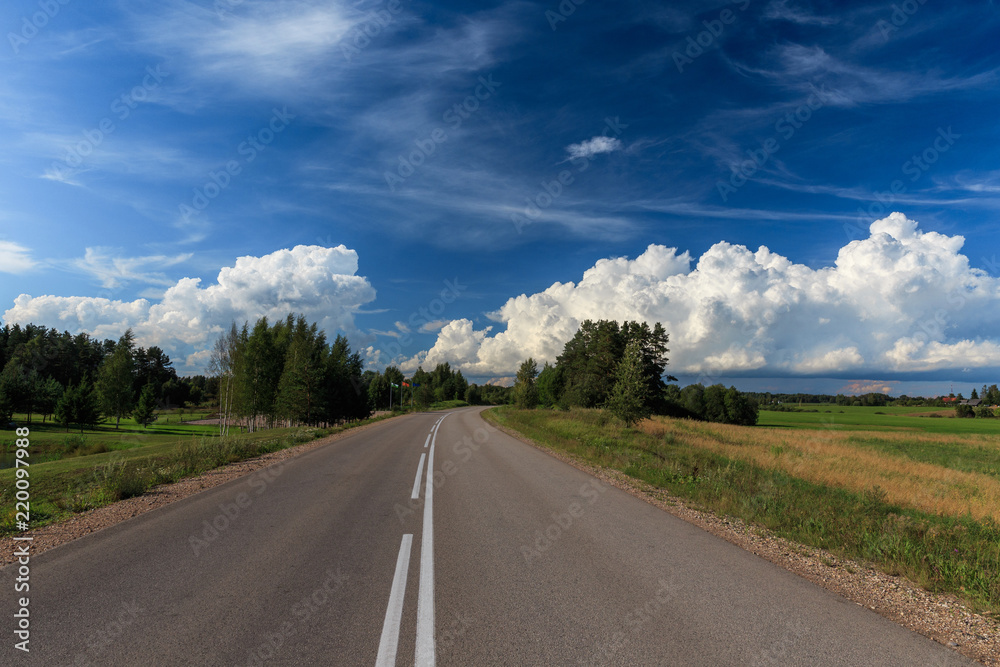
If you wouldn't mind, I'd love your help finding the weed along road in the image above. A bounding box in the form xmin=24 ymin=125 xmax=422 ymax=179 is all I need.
xmin=4 ymin=407 xmax=974 ymax=665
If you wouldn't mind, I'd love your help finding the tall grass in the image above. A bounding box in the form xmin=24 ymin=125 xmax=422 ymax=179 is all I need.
xmin=639 ymin=419 xmax=1000 ymax=523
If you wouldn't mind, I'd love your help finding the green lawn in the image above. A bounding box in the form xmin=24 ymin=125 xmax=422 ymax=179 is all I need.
xmin=757 ymin=403 xmax=1000 ymax=434
xmin=0 ymin=410 xmax=220 ymax=468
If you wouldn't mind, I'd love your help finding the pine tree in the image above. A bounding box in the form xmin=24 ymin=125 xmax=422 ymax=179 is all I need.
xmin=54 ymin=384 xmax=75 ymax=431
xmin=75 ymin=382 xmax=100 ymax=432
xmin=514 ymin=358 xmax=539 ymax=409
xmin=606 ymin=340 xmax=650 ymax=427
xmin=133 ymin=383 xmax=159 ymax=428
xmin=56 ymin=381 xmax=101 ymax=432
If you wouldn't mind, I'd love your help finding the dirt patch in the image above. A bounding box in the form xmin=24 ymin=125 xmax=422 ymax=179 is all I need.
xmin=904 ymin=410 xmax=955 ymax=418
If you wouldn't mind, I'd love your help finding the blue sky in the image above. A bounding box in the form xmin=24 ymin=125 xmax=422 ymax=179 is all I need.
xmin=2 ymin=0 xmax=1000 ymax=396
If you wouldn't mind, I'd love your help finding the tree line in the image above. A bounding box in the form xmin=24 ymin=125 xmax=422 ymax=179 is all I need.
xmin=512 ymin=319 xmax=758 ymax=427
xmin=365 ymin=361 xmax=510 ymax=411
xmin=0 ymin=324 xmax=185 ymax=430
xmin=210 ymin=315 xmax=370 ymax=434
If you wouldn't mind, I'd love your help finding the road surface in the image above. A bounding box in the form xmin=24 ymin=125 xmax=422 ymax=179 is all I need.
xmin=4 ymin=407 xmax=974 ymax=665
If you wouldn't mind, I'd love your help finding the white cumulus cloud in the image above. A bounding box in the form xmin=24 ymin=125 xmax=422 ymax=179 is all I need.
xmin=3 ymin=245 xmax=376 ymax=372
xmin=409 ymin=213 xmax=1000 ymax=378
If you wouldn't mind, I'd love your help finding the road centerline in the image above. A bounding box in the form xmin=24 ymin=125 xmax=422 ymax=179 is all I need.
xmin=375 ymin=534 xmax=413 ymax=667
xmin=416 ymin=413 xmax=449 ymax=666
xmin=411 ymin=453 xmax=427 ymax=500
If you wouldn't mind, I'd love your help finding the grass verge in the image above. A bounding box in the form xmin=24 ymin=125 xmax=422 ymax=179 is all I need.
xmin=484 ymin=406 xmax=1000 ymax=615
xmin=0 ymin=413 xmax=397 ymax=536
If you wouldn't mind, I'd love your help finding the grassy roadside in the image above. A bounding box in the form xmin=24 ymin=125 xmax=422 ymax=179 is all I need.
xmin=0 ymin=412 xmax=399 ymax=536
xmin=484 ymin=406 xmax=1000 ymax=615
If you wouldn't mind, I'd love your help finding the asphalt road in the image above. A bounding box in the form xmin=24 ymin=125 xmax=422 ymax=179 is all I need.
xmin=4 ymin=407 xmax=975 ymax=665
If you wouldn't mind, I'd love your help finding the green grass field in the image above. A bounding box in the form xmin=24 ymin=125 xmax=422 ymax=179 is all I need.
xmin=758 ymin=403 xmax=1000 ymax=434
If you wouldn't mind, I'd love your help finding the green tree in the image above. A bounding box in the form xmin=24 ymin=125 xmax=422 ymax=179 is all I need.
xmin=536 ymin=362 xmax=564 ymax=407
xmin=723 ymin=386 xmax=759 ymax=426
xmin=681 ymin=384 xmax=706 ymax=418
xmin=96 ymin=330 xmax=136 ymax=429
xmin=325 ymin=334 xmax=368 ymax=422
xmin=275 ymin=316 xmax=326 ymax=425
xmin=556 ymin=320 xmax=673 ymax=410
xmin=986 ymin=384 xmax=1000 ymax=406
xmin=37 ymin=378 xmax=64 ymax=423
xmin=702 ymin=384 xmax=728 ymax=422
xmin=367 ymin=371 xmax=391 ymax=411
xmin=56 ymin=381 xmax=100 ymax=432
xmin=0 ymin=359 xmax=27 ymax=424
xmin=514 ymin=358 xmax=539 ymax=409
xmin=606 ymin=340 xmax=651 ymax=427
xmin=133 ymin=383 xmax=159 ymax=428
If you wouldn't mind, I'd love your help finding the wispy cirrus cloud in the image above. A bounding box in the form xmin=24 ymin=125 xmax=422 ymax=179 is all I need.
xmin=763 ymin=0 xmax=838 ymax=26
xmin=734 ymin=44 xmax=999 ymax=107
xmin=0 ymin=241 xmax=37 ymax=273
xmin=70 ymin=247 xmax=194 ymax=289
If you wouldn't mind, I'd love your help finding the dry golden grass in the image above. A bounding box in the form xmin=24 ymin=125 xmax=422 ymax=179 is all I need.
xmin=639 ymin=418 xmax=1000 ymax=523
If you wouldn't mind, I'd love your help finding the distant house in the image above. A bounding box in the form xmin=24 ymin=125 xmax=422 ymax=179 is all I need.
xmin=942 ymin=396 xmax=959 ymax=403
xmin=960 ymin=398 xmax=982 ymax=407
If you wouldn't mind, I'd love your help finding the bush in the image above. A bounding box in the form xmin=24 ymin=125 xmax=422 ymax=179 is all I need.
xmin=96 ymin=460 xmax=151 ymax=501
xmin=975 ymin=405 xmax=995 ymax=419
